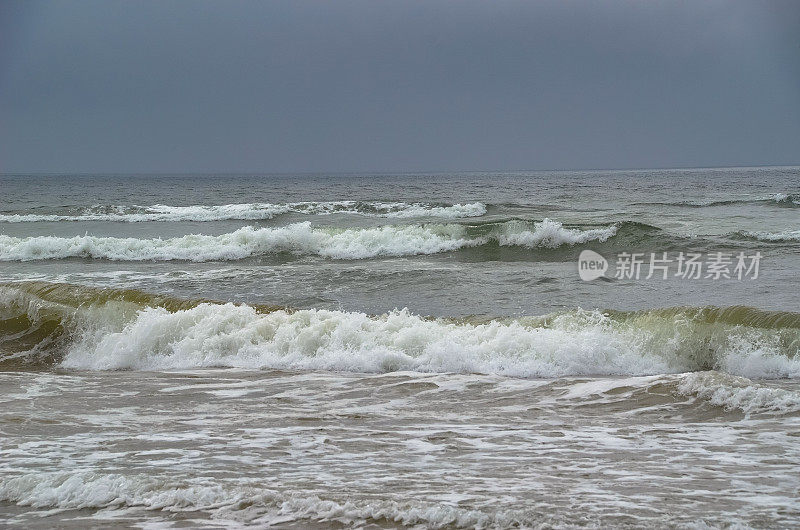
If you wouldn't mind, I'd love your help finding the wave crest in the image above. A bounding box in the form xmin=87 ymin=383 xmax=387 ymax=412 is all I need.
xmin=0 ymin=219 xmax=617 ymax=262
xmin=2 ymin=282 xmax=799 ymax=380
xmin=638 ymin=193 xmax=800 ymax=208
xmin=0 ymin=201 xmax=487 ymax=223
xmin=732 ymin=230 xmax=800 ymax=242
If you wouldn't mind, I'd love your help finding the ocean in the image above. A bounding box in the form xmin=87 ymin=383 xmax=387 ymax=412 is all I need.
xmin=1 ymin=167 xmax=799 ymax=528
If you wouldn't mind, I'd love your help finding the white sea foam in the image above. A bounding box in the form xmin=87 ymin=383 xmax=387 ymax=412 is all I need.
xmin=379 ymin=202 xmax=487 ymax=218
xmin=495 ymin=218 xmax=617 ymax=248
xmin=0 ymin=201 xmax=487 ymax=222
xmin=0 ymin=219 xmax=616 ymax=261
xmin=771 ymin=192 xmax=800 ymax=205
xmin=0 ymin=223 xmax=476 ymax=261
xmin=676 ymin=372 xmax=800 ymax=415
xmin=60 ymin=304 xmax=664 ymax=375
xmin=0 ymin=472 xmax=235 ymax=512
xmin=56 ymin=302 xmax=800 ymax=380
xmin=0 ymin=203 xmax=290 ymax=223
xmin=0 ymin=471 xmax=527 ymax=527
xmin=562 ymin=370 xmax=800 ymax=414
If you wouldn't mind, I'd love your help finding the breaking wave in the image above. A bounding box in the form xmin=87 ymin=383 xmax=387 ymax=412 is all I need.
xmin=0 ymin=201 xmax=487 ymax=222
xmin=0 ymin=219 xmax=618 ymax=261
xmin=2 ymin=282 xmax=799 ymax=380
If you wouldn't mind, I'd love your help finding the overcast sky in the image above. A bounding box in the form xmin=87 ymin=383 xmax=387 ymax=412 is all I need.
xmin=1 ymin=1 xmax=799 ymax=173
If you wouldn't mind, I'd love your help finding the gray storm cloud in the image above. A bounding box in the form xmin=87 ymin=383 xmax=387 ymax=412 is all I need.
xmin=1 ymin=0 xmax=798 ymax=173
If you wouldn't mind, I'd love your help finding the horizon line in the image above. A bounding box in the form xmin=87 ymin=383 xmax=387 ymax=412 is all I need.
xmin=2 ymin=163 xmax=799 ymax=177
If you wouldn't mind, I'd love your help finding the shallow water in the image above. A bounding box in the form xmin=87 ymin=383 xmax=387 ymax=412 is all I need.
xmin=2 ymin=370 xmax=800 ymax=528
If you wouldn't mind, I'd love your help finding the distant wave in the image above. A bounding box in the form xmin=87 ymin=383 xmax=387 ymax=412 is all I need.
xmin=0 ymin=201 xmax=487 ymax=222
xmin=0 ymin=219 xmax=617 ymax=262
xmin=2 ymin=282 xmax=799 ymax=384
xmin=732 ymin=230 xmax=800 ymax=243
xmin=638 ymin=193 xmax=800 ymax=208
xmin=771 ymin=192 xmax=798 ymax=204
